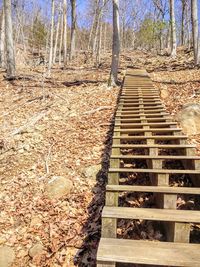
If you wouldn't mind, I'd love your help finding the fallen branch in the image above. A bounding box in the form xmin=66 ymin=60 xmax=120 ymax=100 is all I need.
xmin=83 ymin=106 xmax=112 ymax=115
xmin=10 ymin=110 xmax=48 ymax=136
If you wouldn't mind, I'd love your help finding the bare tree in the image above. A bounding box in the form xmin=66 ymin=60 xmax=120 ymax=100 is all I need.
xmin=59 ymin=8 xmax=64 ymax=65
xmin=191 ymin=0 xmax=199 ymax=65
xmin=48 ymin=0 xmax=55 ymax=74
xmin=169 ymin=0 xmax=176 ymax=57
xmin=108 ymin=0 xmax=120 ymax=86
xmin=4 ymin=0 xmax=16 ymax=79
xmin=0 ymin=7 xmax=5 ymax=68
xmin=63 ymin=0 xmax=67 ymax=66
xmin=53 ymin=4 xmax=61 ymax=64
xmin=69 ymin=0 xmax=76 ymax=61
xmin=181 ymin=0 xmax=187 ymax=46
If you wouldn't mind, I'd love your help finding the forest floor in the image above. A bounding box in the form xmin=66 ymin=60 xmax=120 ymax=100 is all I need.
xmin=0 ymin=48 xmax=200 ymax=267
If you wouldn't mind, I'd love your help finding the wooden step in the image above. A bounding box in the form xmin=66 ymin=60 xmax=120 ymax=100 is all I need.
xmin=114 ymin=128 xmax=182 ymax=133
xmin=102 ymin=206 xmax=200 ymax=223
xmin=97 ymin=238 xmax=200 ymax=266
xmin=106 ymin=184 xmax=200 ymax=195
xmin=115 ymin=118 xmax=171 ymax=122
xmin=118 ymin=106 xmax=164 ymax=110
xmin=116 ymin=110 xmax=166 ymax=114
xmin=116 ymin=113 xmax=170 ymax=118
xmin=115 ymin=122 xmax=177 ymax=127
xmin=112 ymin=144 xmax=194 ymax=148
xmin=111 ymin=155 xmax=200 ymax=160
xmin=113 ymin=135 xmax=187 ymax=140
xmin=109 ymin=168 xmax=200 ymax=174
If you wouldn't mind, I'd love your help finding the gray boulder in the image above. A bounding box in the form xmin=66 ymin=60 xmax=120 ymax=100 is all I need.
xmin=177 ymin=103 xmax=200 ymax=135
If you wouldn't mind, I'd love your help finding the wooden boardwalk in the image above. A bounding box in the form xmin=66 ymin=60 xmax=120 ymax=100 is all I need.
xmin=97 ymin=68 xmax=200 ymax=266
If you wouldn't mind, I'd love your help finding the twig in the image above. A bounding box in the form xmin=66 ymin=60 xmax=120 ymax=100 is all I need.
xmin=10 ymin=110 xmax=48 ymax=136
xmin=45 ymin=143 xmax=54 ymax=174
xmin=83 ymin=106 xmax=112 ymax=115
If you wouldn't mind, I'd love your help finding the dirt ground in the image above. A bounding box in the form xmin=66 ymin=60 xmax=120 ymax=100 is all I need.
xmin=0 ymin=49 xmax=200 ymax=267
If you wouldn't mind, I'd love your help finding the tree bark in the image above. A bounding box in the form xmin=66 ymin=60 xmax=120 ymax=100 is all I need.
xmin=181 ymin=0 xmax=186 ymax=46
xmin=170 ymin=0 xmax=177 ymax=57
xmin=88 ymin=0 xmax=98 ymax=50
xmin=53 ymin=5 xmax=61 ymax=64
xmin=108 ymin=0 xmax=120 ymax=86
xmin=0 ymin=7 xmax=5 ymax=68
xmin=63 ymin=0 xmax=67 ymax=66
xmin=69 ymin=0 xmax=76 ymax=61
xmin=59 ymin=9 xmax=64 ymax=65
xmin=48 ymin=0 xmax=55 ymax=74
xmin=191 ymin=0 xmax=200 ymax=65
xmin=4 ymin=0 xmax=15 ymax=78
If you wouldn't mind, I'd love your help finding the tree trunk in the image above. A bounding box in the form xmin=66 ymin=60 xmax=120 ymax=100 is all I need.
xmin=92 ymin=10 xmax=101 ymax=55
xmin=181 ymin=0 xmax=186 ymax=46
xmin=103 ymin=22 xmax=107 ymax=52
xmin=4 ymin=0 xmax=15 ymax=79
xmin=88 ymin=0 xmax=98 ymax=50
xmin=191 ymin=0 xmax=199 ymax=65
xmin=108 ymin=0 xmax=120 ymax=86
xmin=59 ymin=11 xmax=63 ymax=65
xmin=170 ymin=0 xmax=177 ymax=57
xmin=96 ymin=0 xmax=105 ymax=66
xmin=186 ymin=1 xmax=191 ymax=50
xmin=53 ymin=5 xmax=61 ymax=64
xmin=63 ymin=0 xmax=67 ymax=66
xmin=69 ymin=0 xmax=76 ymax=61
xmin=48 ymin=0 xmax=55 ymax=74
xmin=0 ymin=7 xmax=5 ymax=68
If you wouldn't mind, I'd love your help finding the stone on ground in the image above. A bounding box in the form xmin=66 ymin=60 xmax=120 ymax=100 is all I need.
xmin=0 ymin=246 xmax=15 ymax=267
xmin=177 ymin=103 xmax=200 ymax=135
xmin=46 ymin=176 xmax=73 ymax=199
xmin=83 ymin=164 xmax=101 ymax=180
xmin=29 ymin=243 xmax=45 ymax=258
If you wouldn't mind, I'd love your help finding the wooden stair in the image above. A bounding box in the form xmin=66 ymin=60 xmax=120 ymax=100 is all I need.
xmin=97 ymin=68 xmax=200 ymax=267
xmin=97 ymin=238 xmax=200 ymax=266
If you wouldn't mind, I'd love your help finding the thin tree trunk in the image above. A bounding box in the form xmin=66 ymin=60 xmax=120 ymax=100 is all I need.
xmin=53 ymin=5 xmax=61 ymax=64
xmin=96 ymin=0 xmax=105 ymax=66
xmin=0 ymin=7 xmax=5 ymax=68
xmin=103 ymin=22 xmax=107 ymax=52
xmin=88 ymin=0 xmax=98 ymax=50
xmin=108 ymin=0 xmax=120 ymax=86
xmin=63 ymin=0 xmax=67 ymax=66
xmin=170 ymin=0 xmax=177 ymax=57
xmin=191 ymin=0 xmax=199 ymax=65
xmin=69 ymin=0 xmax=76 ymax=61
xmin=48 ymin=0 xmax=55 ymax=74
xmin=59 ymin=10 xmax=64 ymax=65
xmin=181 ymin=0 xmax=186 ymax=46
xmin=186 ymin=1 xmax=191 ymax=50
xmin=4 ymin=0 xmax=15 ymax=79
xmin=92 ymin=11 xmax=101 ymax=55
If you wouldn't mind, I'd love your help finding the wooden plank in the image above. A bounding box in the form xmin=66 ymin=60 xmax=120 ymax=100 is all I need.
xmin=102 ymin=206 xmax=200 ymax=223
xmin=110 ymin=155 xmax=200 ymax=160
xmin=106 ymin=184 xmax=200 ymax=194
xmin=114 ymin=128 xmax=181 ymax=132
xmin=112 ymin=135 xmax=188 ymax=140
xmin=109 ymin=168 xmax=200 ymax=174
xmin=115 ymin=122 xmax=177 ymax=127
xmin=112 ymin=144 xmax=195 ymax=148
xmin=97 ymin=238 xmax=200 ymax=266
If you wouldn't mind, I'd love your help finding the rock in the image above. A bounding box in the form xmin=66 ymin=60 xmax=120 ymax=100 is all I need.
xmin=0 ymin=246 xmax=15 ymax=267
xmin=177 ymin=103 xmax=200 ymax=135
xmin=46 ymin=176 xmax=73 ymax=199
xmin=30 ymin=216 xmax=42 ymax=227
xmin=83 ymin=164 xmax=101 ymax=180
xmin=160 ymin=88 xmax=169 ymax=99
xmin=0 ymin=237 xmax=6 ymax=245
xmin=29 ymin=243 xmax=45 ymax=258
